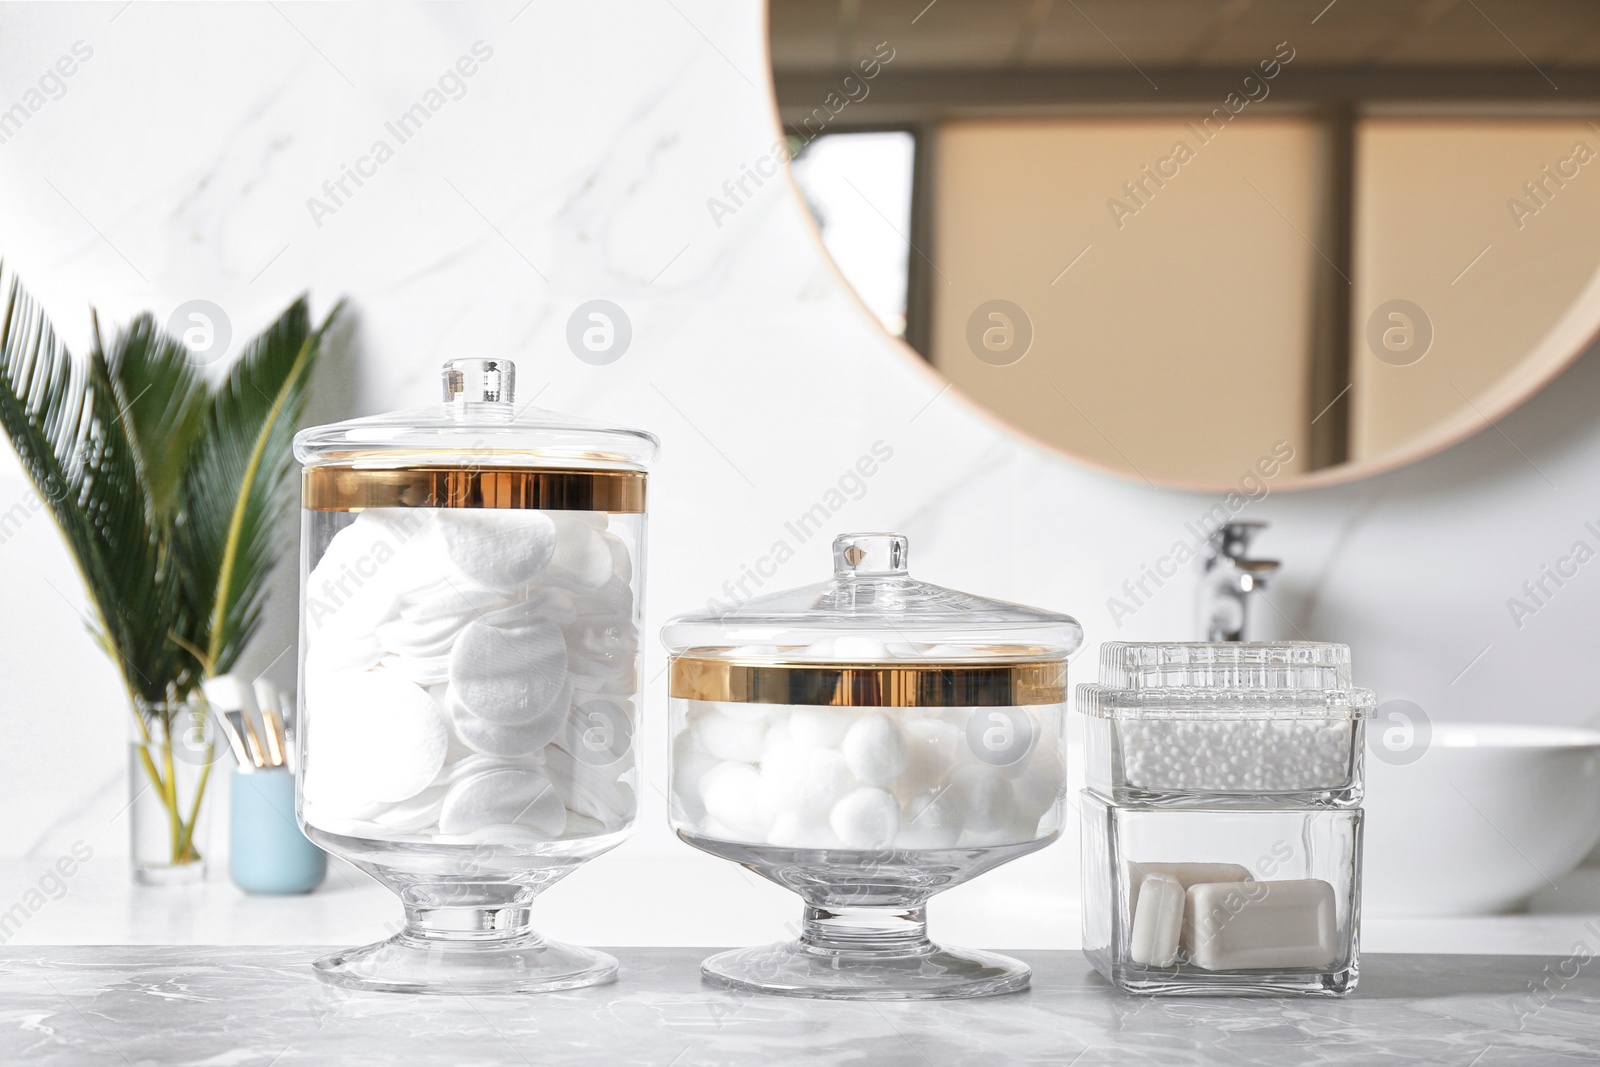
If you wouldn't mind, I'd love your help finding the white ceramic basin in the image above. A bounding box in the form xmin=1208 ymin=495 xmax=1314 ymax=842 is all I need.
xmin=1363 ymin=723 xmax=1600 ymax=915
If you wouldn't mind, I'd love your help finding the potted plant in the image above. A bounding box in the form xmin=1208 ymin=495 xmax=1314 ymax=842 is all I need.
xmin=0 ymin=264 xmax=341 ymax=882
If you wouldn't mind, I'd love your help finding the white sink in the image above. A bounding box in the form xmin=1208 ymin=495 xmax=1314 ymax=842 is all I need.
xmin=1363 ymin=722 xmax=1600 ymax=915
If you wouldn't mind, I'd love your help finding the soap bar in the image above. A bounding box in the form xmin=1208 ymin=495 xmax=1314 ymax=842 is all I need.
xmin=1130 ymin=862 xmax=1253 ymax=890
xmin=1128 ymin=873 xmax=1184 ymax=967
xmin=1182 ymin=878 xmax=1338 ymax=971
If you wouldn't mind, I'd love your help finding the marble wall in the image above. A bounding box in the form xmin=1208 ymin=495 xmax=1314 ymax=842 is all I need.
xmin=1 ymin=2 xmax=1598 ymax=938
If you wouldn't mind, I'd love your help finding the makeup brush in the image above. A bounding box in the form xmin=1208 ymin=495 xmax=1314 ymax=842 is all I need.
xmin=253 ymin=679 xmax=287 ymax=768
xmin=215 ymin=708 xmax=253 ymax=769
xmin=204 ymin=675 xmax=267 ymax=770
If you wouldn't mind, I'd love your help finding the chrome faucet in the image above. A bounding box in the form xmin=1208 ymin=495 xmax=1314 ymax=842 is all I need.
xmin=1199 ymin=521 xmax=1280 ymax=642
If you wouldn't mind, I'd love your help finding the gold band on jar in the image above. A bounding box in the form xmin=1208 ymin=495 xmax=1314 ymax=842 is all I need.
xmin=303 ymin=465 xmax=647 ymax=513
xmin=669 ymin=651 xmax=1067 ymax=707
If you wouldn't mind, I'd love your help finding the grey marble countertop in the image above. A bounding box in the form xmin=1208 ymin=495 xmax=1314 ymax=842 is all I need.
xmin=1 ymin=947 xmax=1593 ymax=1065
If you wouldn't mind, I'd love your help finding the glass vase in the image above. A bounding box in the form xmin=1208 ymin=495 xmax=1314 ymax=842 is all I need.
xmin=129 ymin=699 xmax=216 ymax=886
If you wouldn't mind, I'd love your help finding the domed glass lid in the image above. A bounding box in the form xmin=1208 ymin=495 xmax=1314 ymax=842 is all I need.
xmin=663 ymin=532 xmax=1082 ymax=668
xmin=294 ymin=358 xmax=658 ymax=472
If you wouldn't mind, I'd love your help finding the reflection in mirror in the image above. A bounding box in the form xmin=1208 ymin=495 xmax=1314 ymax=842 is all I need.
xmin=770 ymin=1 xmax=1600 ymax=486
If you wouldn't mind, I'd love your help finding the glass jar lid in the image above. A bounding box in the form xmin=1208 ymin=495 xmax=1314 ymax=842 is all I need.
xmin=1077 ymin=641 xmax=1376 ymax=720
xmin=294 ymin=359 xmax=658 ymax=513
xmin=663 ymin=532 xmax=1082 ymax=706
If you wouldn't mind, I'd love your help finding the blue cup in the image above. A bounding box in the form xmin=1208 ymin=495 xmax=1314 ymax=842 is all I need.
xmin=230 ymin=767 xmax=326 ymax=894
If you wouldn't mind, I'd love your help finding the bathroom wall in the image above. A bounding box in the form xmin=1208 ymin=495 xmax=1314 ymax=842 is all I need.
xmin=1 ymin=2 xmax=1598 ymax=937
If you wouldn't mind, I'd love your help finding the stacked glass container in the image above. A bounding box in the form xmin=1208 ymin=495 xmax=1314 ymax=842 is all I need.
xmin=1077 ymin=642 xmax=1375 ymax=996
xmin=664 ymin=532 xmax=1082 ymax=1000
xmin=294 ymin=358 xmax=656 ymax=994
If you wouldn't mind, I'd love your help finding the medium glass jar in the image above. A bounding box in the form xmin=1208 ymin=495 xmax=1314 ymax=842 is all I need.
xmin=663 ymin=532 xmax=1082 ymax=1000
xmin=1077 ymin=642 xmax=1375 ymax=996
xmin=294 ymin=358 xmax=655 ymax=994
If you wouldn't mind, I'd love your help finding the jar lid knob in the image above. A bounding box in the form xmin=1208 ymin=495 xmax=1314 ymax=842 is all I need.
xmin=833 ymin=532 xmax=909 ymax=577
xmin=442 ymin=359 xmax=516 ymax=404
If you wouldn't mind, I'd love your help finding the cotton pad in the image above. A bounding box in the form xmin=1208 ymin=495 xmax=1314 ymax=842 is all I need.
xmin=436 ymin=509 xmax=557 ymax=589
xmin=370 ymin=786 xmax=447 ymax=834
xmin=302 ymin=667 xmax=449 ymax=818
xmin=544 ymin=742 xmax=636 ymax=831
xmin=380 ymin=652 xmax=452 ymax=687
xmin=448 ymin=681 xmax=567 ymax=757
xmin=547 ymin=513 xmax=616 ymax=592
xmin=438 ymin=766 xmax=567 ymax=837
xmin=448 ymin=617 xmax=569 ymax=727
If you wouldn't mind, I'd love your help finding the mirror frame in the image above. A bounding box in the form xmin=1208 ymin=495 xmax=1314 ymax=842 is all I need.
xmin=757 ymin=5 xmax=1600 ymax=492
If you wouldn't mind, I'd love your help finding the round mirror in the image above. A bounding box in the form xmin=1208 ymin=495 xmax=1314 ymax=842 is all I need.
xmin=768 ymin=1 xmax=1600 ymax=488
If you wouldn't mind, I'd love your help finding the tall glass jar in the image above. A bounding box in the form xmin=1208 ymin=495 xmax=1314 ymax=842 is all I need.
xmin=293 ymin=358 xmax=655 ymax=994
xmin=663 ymin=532 xmax=1082 ymax=1000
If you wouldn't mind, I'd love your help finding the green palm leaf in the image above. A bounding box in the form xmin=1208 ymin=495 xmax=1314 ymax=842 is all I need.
xmin=0 ymin=265 xmax=185 ymax=703
xmin=176 ymin=296 xmax=343 ymax=676
xmin=103 ymin=313 xmax=211 ymax=525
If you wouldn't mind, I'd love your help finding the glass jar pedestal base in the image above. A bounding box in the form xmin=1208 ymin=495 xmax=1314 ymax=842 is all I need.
xmin=701 ymin=905 xmax=1029 ymax=1001
xmin=313 ymin=904 xmax=617 ymax=995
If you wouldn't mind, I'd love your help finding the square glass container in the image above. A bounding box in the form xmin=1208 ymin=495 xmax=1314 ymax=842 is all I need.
xmin=1080 ymin=791 xmax=1362 ymax=996
xmin=1078 ymin=642 xmax=1376 ymax=808
xmin=1077 ymin=641 xmax=1374 ymax=997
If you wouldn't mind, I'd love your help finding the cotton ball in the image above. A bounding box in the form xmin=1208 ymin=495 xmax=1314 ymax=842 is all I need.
xmin=898 ymin=718 xmax=965 ymax=799
xmin=830 ymin=635 xmax=889 ymax=660
xmin=715 ymin=700 xmax=774 ymax=724
xmin=757 ymin=716 xmax=809 ymax=798
xmin=948 ymin=764 xmax=1016 ymax=835
xmin=841 ymin=714 xmax=908 ymax=788
xmin=789 ymin=706 xmax=853 ymax=748
xmin=436 ymin=510 xmax=556 ymax=589
xmin=763 ymin=746 xmax=855 ymax=824
xmin=672 ymin=730 xmax=719 ymax=823
xmin=767 ymin=813 xmax=844 ymax=849
xmin=700 ymin=762 xmax=775 ymax=840
xmin=694 ymin=708 xmax=769 ymax=763
xmin=1010 ymin=742 xmax=1065 ymax=825
xmin=897 ymin=790 xmax=963 ymax=850
xmin=829 ymin=787 xmax=901 ymax=849
xmin=728 ymin=644 xmax=780 ymax=658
